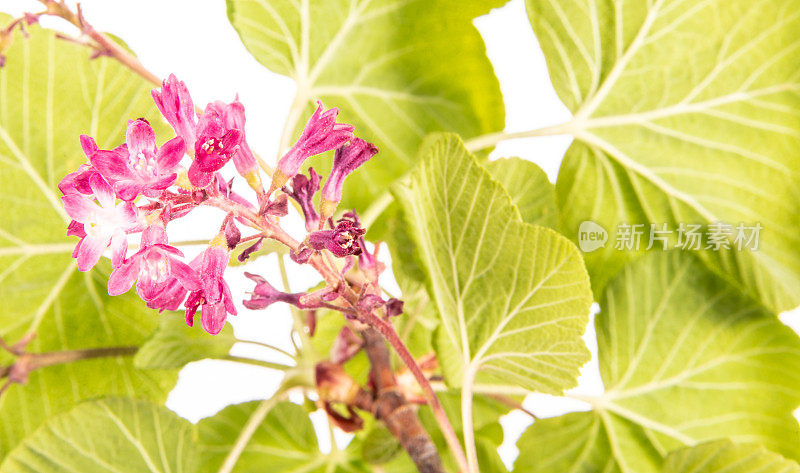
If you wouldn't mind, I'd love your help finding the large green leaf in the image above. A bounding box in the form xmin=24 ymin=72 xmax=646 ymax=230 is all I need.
xmin=396 ymin=134 xmax=592 ymax=394
xmin=487 ymin=157 xmax=558 ymax=229
xmin=515 ymin=251 xmax=800 ymax=472
xmin=197 ymin=401 xmax=368 ymax=473
xmin=134 ymin=313 xmax=236 ymax=370
xmin=526 ymin=0 xmax=800 ymax=311
xmin=226 ymin=0 xmax=506 ymax=210
xmin=0 ymin=18 xmax=176 ymax=454
xmin=663 ymin=440 xmax=800 ymax=473
xmin=0 ymin=398 xmax=197 ymax=473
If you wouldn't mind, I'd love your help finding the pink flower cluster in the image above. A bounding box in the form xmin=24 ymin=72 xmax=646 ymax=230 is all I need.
xmin=60 ymin=74 xmax=383 ymax=335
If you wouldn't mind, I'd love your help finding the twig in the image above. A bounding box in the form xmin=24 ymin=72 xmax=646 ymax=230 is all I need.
xmin=217 ymin=391 xmax=285 ymax=473
xmin=357 ymin=311 xmax=469 ymax=473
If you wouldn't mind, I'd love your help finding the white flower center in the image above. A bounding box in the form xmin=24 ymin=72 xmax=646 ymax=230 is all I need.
xmin=131 ymin=151 xmax=156 ymax=174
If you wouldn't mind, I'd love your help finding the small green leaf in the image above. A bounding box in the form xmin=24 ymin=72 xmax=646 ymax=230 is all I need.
xmin=664 ymin=440 xmax=800 ymax=473
xmin=397 ymin=133 xmax=592 ymax=394
xmin=515 ymin=251 xmax=800 ymax=472
xmin=0 ymin=398 xmax=197 ymax=473
xmin=134 ymin=313 xmax=236 ymax=369
xmin=0 ymin=18 xmax=176 ymax=454
xmin=487 ymin=157 xmax=557 ymax=229
xmin=361 ymin=425 xmax=402 ymax=464
xmin=226 ymin=0 xmax=506 ymax=211
xmin=526 ymin=0 xmax=800 ymax=311
xmin=197 ymin=401 xmax=368 ymax=473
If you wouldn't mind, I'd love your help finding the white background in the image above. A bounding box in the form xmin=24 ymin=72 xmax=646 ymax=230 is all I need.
xmin=5 ymin=0 xmax=800 ymax=468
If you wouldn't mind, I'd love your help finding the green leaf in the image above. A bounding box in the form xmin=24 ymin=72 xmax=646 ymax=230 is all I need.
xmin=360 ymin=424 xmax=402 ymax=464
xmin=226 ymin=0 xmax=506 ymax=210
xmin=486 ymin=157 xmax=558 ymax=229
xmin=134 ymin=313 xmax=236 ymax=369
xmin=515 ymin=251 xmax=800 ymax=472
xmin=0 ymin=398 xmax=197 ymax=473
xmin=526 ymin=0 xmax=800 ymax=311
xmin=0 ymin=18 xmax=177 ymax=454
xmin=664 ymin=440 xmax=800 ymax=473
xmin=197 ymin=401 xmax=368 ymax=473
xmin=396 ymin=133 xmax=592 ymax=393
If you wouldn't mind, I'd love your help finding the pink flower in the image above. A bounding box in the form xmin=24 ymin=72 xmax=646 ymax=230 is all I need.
xmin=61 ymin=174 xmax=139 ymax=271
xmin=321 ymin=139 xmax=378 ymax=205
xmin=271 ymin=101 xmax=354 ymax=192
xmin=146 ymin=277 xmax=190 ymax=312
xmin=58 ymin=135 xmax=100 ymax=195
xmin=285 ymin=168 xmax=321 ymax=231
xmin=188 ymin=111 xmax=242 ymax=188
xmin=107 ymin=226 xmax=200 ymax=301
xmin=205 ymin=98 xmax=258 ymax=177
xmin=184 ymin=245 xmax=237 ymax=334
xmin=307 ymin=216 xmax=365 ymax=257
xmin=242 ymin=272 xmax=309 ymax=310
xmin=152 ymin=74 xmax=198 ymax=149
xmin=91 ymin=119 xmax=185 ymax=201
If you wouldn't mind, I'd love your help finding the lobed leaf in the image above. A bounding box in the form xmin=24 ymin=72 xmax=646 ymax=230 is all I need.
xmin=0 ymin=398 xmax=197 ymax=473
xmin=226 ymin=0 xmax=506 ymax=211
xmin=396 ymin=133 xmax=592 ymax=394
xmin=527 ymin=0 xmax=800 ymax=311
xmin=663 ymin=440 xmax=800 ymax=473
xmin=515 ymin=251 xmax=800 ymax=472
xmin=134 ymin=313 xmax=236 ymax=370
xmin=0 ymin=17 xmax=176 ymax=455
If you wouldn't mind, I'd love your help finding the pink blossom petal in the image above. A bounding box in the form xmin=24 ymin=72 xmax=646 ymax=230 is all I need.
xmin=156 ymin=136 xmax=185 ymax=170
xmin=188 ymin=161 xmax=213 ymax=188
xmin=108 ymin=257 xmax=140 ymax=295
xmin=170 ymin=258 xmax=200 ymax=291
xmin=80 ymin=135 xmax=98 ymax=158
xmin=91 ymin=149 xmax=130 ymax=182
xmin=89 ymin=174 xmax=116 ymax=208
xmin=110 ymin=230 xmax=128 ymax=268
xmin=113 ymin=181 xmax=144 ymax=202
xmin=77 ymin=234 xmax=110 ymax=271
xmin=126 ymin=119 xmax=156 ymax=157
xmin=141 ymin=225 xmax=168 ymax=247
xmin=201 ymin=303 xmax=227 ymax=335
xmin=61 ymin=195 xmax=96 ymax=222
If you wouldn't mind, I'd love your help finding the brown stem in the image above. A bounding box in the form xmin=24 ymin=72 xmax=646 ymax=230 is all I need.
xmin=1 ymin=345 xmax=138 ymax=387
xmin=358 ymin=311 xmax=468 ymax=473
xmin=361 ymin=328 xmax=444 ymax=473
xmin=39 ymin=1 xmax=161 ymax=86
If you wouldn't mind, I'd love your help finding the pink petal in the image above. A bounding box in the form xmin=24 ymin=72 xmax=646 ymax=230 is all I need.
xmin=201 ymin=303 xmax=227 ymax=335
xmin=108 ymin=257 xmax=140 ymax=295
xmin=170 ymin=258 xmax=200 ymax=291
xmin=76 ymin=234 xmax=109 ymax=271
xmin=141 ymin=225 xmax=168 ymax=247
xmin=156 ymin=136 xmax=185 ymax=170
xmin=114 ymin=181 xmax=143 ymax=202
xmin=89 ymin=174 xmax=116 ymax=208
xmin=61 ymin=194 xmax=96 ymax=222
xmin=80 ymin=135 xmax=98 ymax=158
xmin=110 ymin=230 xmax=128 ymax=268
xmin=126 ymin=119 xmax=156 ymax=157
xmin=91 ymin=149 xmax=131 ymax=182
xmin=188 ymin=161 xmax=213 ymax=188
